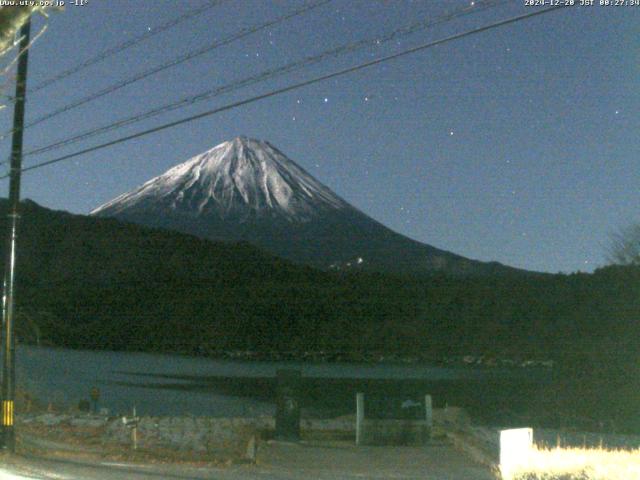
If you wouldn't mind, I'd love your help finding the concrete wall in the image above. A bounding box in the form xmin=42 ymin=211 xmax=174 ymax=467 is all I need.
xmin=105 ymin=416 xmax=271 ymax=452
xmin=359 ymin=419 xmax=430 ymax=446
xmin=19 ymin=406 xmax=472 ymax=453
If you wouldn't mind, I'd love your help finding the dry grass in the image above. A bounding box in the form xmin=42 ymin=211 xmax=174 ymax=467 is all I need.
xmin=503 ymin=446 xmax=640 ymax=480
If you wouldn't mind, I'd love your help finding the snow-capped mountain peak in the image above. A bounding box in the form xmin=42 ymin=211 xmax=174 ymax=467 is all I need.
xmin=91 ymin=136 xmax=348 ymax=222
xmin=91 ymin=136 xmax=518 ymax=276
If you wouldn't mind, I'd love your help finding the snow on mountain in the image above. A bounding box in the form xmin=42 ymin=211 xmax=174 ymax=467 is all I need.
xmin=91 ymin=136 xmax=348 ymax=222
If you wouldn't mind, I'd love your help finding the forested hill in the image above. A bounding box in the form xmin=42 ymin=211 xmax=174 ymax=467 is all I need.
xmin=0 ymin=199 xmax=636 ymax=365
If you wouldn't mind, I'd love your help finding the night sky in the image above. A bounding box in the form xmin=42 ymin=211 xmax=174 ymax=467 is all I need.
xmin=0 ymin=0 xmax=637 ymax=274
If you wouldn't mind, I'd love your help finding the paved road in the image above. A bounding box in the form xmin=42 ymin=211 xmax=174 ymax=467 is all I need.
xmin=0 ymin=441 xmax=496 ymax=480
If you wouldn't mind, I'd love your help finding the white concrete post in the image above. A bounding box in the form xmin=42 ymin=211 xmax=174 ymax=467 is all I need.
xmin=500 ymin=427 xmax=533 ymax=479
xmin=356 ymin=392 xmax=364 ymax=446
xmin=132 ymin=405 xmax=138 ymax=450
xmin=424 ymin=394 xmax=433 ymax=438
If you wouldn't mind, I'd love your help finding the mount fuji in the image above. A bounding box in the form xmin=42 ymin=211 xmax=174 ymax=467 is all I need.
xmin=91 ymin=136 xmax=519 ymax=275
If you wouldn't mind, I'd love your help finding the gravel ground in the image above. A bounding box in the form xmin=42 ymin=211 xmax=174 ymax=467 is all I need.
xmin=1 ymin=439 xmax=497 ymax=480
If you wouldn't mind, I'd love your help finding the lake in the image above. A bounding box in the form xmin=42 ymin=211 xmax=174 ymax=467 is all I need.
xmin=15 ymin=345 xmax=549 ymax=418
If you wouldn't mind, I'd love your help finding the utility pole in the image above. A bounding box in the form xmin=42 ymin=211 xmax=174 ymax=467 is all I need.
xmin=1 ymin=18 xmax=31 ymax=452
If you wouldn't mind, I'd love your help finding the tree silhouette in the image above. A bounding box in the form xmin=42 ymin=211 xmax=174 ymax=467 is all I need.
xmin=607 ymin=224 xmax=640 ymax=266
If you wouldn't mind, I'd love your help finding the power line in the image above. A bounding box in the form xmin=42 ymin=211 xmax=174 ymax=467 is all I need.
xmin=0 ymin=5 xmax=567 ymax=180
xmin=23 ymin=0 xmax=502 ymax=158
xmin=21 ymin=0 xmax=506 ymax=160
xmin=27 ymin=0 xmax=227 ymax=94
xmin=0 ymin=0 xmax=332 ymax=140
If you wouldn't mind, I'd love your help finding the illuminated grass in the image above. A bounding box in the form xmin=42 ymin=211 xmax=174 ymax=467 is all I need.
xmin=504 ymin=446 xmax=640 ymax=480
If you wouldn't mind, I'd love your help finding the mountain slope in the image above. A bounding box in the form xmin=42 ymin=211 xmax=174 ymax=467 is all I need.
xmin=92 ymin=136 xmax=522 ymax=275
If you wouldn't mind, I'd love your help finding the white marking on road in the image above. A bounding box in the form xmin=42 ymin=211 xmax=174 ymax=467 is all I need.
xmin=99 ymin=462 xmax=140 ymax=468
xmin=0 ymin=468 xmax=41 ymax=479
